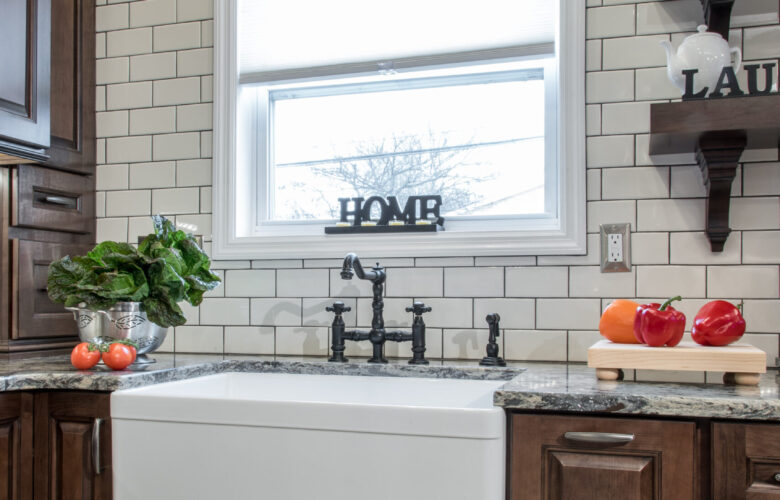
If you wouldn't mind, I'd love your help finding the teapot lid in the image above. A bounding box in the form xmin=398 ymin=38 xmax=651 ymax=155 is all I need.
xmin=688 ymin=24 xmax=721 ymax=38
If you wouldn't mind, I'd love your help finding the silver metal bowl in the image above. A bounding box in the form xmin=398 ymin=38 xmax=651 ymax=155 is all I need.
xmin=66 ymin=302 xmax=168 ymax=364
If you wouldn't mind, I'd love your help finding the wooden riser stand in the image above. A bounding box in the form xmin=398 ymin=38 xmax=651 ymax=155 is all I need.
xmin=588 ymin=339 xmax=767 ymax=386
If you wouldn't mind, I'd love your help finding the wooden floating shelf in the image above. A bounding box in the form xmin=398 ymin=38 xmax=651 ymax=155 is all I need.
xmin=649 ymin=94 xmax=780 ymax=252
xmin=588 ymin=339 xmax=766 ymax=386
xmin=324 ymin=224 xmax=442 ymax=234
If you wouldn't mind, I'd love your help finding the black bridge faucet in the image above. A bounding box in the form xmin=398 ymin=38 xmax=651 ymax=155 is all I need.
xmin=327 ymin=253 xmax=430 ymax=364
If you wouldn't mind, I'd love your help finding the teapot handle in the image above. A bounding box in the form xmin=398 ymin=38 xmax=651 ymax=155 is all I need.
xmin=730 ymin=46 xmax=742 ymax=72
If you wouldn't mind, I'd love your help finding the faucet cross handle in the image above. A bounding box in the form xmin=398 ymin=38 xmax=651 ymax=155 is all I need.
xmin=326 ymin=301 xmax=351 ymax=315
xmin=406 ymin=301 xmax=432 ymax=316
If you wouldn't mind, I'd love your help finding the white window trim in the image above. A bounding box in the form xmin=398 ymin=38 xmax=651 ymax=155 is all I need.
xmin=212 ymin=0 xmax=585 ymax=260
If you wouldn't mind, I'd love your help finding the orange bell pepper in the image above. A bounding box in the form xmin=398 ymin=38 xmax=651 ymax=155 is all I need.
xmin=599 ymin=299 xmax=641 ymax=344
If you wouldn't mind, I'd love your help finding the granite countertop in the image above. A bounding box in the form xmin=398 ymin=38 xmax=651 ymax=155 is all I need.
xmin=1 ymin=354 xmax=778 ymax=421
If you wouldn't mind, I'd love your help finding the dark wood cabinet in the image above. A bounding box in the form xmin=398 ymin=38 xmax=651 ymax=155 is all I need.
xmin=0 ymin=0 xmax=51 ymax=163
xmin=712 ymin=422 xmax=780 ymax=499
xmin=0 ymin=392 xmax=34 ymax=500
xmin=509 ymin=414 xmax=699 ymax=500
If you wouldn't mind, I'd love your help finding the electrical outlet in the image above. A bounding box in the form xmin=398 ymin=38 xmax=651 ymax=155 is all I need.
xmin=600 ymin=223 xmax=631 ymax=273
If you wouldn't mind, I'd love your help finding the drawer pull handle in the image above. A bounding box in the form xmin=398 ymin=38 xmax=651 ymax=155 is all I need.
xmin=43 ymin=195 xmax=75 ymax=206
xmin=564 ymin=432 xmax=634 ymax=445
xmin=774 ymin=473 xmax=780 ymax=484
xmin=92 ymin=418 xmax=102 ymax=475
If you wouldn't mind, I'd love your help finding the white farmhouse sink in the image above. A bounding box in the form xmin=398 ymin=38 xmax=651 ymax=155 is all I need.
xmin=112 ymin=372 xmax=506 ymax=500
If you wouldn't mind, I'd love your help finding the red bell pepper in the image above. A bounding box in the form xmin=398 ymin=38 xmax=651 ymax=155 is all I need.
xmin=634 ymin=296 xmax=686 ymax=347
xmin=691 ymin=300 xmax=746 ymax=346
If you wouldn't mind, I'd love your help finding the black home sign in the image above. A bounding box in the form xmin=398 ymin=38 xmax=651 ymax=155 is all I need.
xmin=683 ymin=63 xmax=777 ymax=100
xmin=338 ymin=195 xmax=444 ymax=226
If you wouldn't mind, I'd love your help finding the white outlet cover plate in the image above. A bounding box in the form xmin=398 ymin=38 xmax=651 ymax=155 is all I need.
xmin=600 ymin=223 xmax=631 ymax=272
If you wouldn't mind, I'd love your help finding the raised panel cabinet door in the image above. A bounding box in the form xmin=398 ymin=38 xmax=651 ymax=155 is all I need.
xmin=712 ymin=422 xmax=780 ymax=499
xmin=0 ymin=0 xmax=51 ymax=162
xmin=44 ymin=0 xmax=95 ymax=174
xmin=0 ymin=392 xmax=34 ymax=500
xmin=33 ymin=392 xmax=111 ymax=500
xmin=509 ymin=414 xmax=698 ymax=500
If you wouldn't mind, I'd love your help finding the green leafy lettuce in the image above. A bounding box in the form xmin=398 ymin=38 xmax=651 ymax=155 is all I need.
xmin=47 ymin=215 xmax=221 ymax=328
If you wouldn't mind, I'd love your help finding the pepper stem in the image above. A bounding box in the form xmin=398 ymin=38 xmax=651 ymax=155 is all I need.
xmin=738 ymin=300 xmax=744 ymax=313
xmin=659 ymin=296 xmax=682 ymax=311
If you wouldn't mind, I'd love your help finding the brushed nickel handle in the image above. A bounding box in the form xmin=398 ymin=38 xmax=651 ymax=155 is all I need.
xmin=92 ymin=418 xmax=103 ymax=475
xmin=774 ymin=473 xmax=780 ymax=483
xmin=564 ymin=431 xmax=634 ymax=445
xmin=43 ymin=195 xmax=74 ymax=206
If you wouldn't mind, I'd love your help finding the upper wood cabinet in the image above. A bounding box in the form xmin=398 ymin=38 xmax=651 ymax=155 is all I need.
xmin=44 ymin=0 xmax=95 ymax=175
xmin=0 ymin=0 xmax=51 ymax=164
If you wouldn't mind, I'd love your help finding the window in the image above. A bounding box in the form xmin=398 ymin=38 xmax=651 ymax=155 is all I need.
xmin=213 ymin=0 xmax=585 ymax=259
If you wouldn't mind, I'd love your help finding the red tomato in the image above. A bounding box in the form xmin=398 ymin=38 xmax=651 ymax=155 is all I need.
xmin=102 ymin=343 xmax=136 ymax=371
xmin=71 ymin=342 xmax=101 ymax=370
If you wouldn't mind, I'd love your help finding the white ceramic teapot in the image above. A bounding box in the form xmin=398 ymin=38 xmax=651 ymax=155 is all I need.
xmin=661 ymin=25 xmax=741 ymax=96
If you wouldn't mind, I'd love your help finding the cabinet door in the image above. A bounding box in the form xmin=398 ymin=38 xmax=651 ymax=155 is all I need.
xmin=509 ymin=414 xmax=697 ymax=500
xmin=34 ymin=392 xmax=111 ymax=500
xmin=0 ymin=0 xmax=51 ymax=162
xmin=44 ymin=0 xmax=95 ymax=174
xmin=712 ymin=422 xmax=780 ymax=499
xmin=0 ymin=392 xmax=34 ymax=500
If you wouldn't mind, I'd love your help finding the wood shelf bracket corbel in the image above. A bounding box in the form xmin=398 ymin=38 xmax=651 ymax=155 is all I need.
xmin=694 ymin=132 xmax=746 ymax=252
xmin=698 ymin=0 xmax=735 ymax=39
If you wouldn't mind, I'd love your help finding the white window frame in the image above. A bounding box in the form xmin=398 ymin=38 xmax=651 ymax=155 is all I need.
xmin=212 ymin=0 xmax=585 ymax=260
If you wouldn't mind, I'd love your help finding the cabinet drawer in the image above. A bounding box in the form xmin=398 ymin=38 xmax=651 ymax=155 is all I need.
xmin=713 ymin=422 xmax=780 ymax=499
xmin=12 ymin=239 xmax=93 ymax=340
xmin=509 ymin=413 xmax=697 ymax=500
xmin=12 ymin=164 xmax=94 ymax=234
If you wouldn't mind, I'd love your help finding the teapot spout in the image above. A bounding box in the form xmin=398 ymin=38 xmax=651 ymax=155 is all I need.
xmin=660 ymin=40 xmax=685 ymax=94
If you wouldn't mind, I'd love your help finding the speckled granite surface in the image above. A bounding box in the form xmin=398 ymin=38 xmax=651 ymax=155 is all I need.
xmin=494 ymin=363 xmax=780 ymax=421
xmin=1 ymin=355 xmax=778 ymax=420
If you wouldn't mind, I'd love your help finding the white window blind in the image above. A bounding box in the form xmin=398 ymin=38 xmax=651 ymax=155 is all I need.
xmin=237 ymin=0 xmax=555 ymax=83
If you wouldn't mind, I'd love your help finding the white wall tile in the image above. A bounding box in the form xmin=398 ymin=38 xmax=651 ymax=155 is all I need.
xmin=537 ymin=299 xmax=601 ymax=330
xmin=587 ymin=135 xmax=634 ymax=168
xmin=251 ymin=298 xmax=301 ymax=326
xmin=201 ymin=20 xmax=214 ymax=47
xmin=277 ymin=269 xmax=329 ymax=297
xmin=302 ymin=298 xmax=357 ymax=327
xmin=442 ymin=329 xmax=489 ymax=360
xmin=586 ymin=70 xmax=634 ymax=103
xmin=385 ymin=268 xmax=443 ymax=297
xmin=586 ymin=40 xmax=602 ymax=71
xmin=97 ymin=139 xmax=106 ymax=164
xmin=105 ymin=190 xmax=151 ymax=217
xmin=444 ymin=267 xmax=502 ymax=297
xmin=152 ymin=187 xmax=199 ymax=214
xmin=179 ymin=300 xmax=199 ymax=325
xmin=587 ymin=5 xmax=636 ymax=39
xmin=130 ymin=0 xmax=176 ymax=28
xmin=276 ymin=327 xmax=328 ymax=356
xmin=602 ymin=166 xmax=669 ymax=199
xmin=96 ymin=217 xmax=128 ymax=242
xmin=708 ymin=266 xmax=779 ymax=298
xmin=587 ymin=200 xmax=636 ymax=232
xmin=415 ymin=257 xmax=474 ymax=267
xmin=175 ymin=213 xmax=211 ymax=238
xmin=177 ymin=0 xmax=214 ymax=22
xmin=743 ymin=162 xmax=780 ymax=196
xmin=96 ymin=163 xmax=128 ymax=190
xmin=473 ymin=298 xmax=534 ymax=329
xmin=743 ymin=231 xmax=780 ymax=263
xmin=96 ymin=3 xmax=129 ymax=32
xmin=601 ymin=101 xmax=651 ymax=135
xmin=200 ymin=131 xmax=212 ymax=157
xmin=201 ymin=75 xmax=213 ymax=101
xmin=744 ymin=25 xmax=780 ymax=59
xmin=127 ymin=216 xmax=154 ymax=243
xmin=128 ymin=161 xmax=176 ymax=189
xmin=602 ymin=35 xmax=670 ymax=69
xmin=129 ymin=106 xmax=175 ymax=134
xmin=96 ymin=110 xmax=128 ymax=138
xmin=416 ymin=298 xmax=473 ymax=328
xmin=225 ymin=269 xmax=275 ymax=297
xmin=96 ymin=86 xmax=106 ymax=111
xmin=635 ymin=67 xmax=681 ymax=100
xmin=506 ymin=266 xmax=568 ymax=297
xmin=586 ymin=104 xmax=601 ymax=136
xmin=96 ymin=192 xmax=106 ymax=218
xmin=200 ymin=187 xmax=211 ymax=213
xmin=636 ymin=265 xmax=706 ymax=298
xmin=636 ymin=134 xmax=695 ymax=167
xmin=153 ymin=77 xmax=201 ymax=105
xmin=96 ymin=57 xmax=130 ymax=84
xmin=567 ymin=330 xmax=603 ymax=362
xmin=505 ymin=330 xmax=567 ymax=361
xmin=177 ymin=48 xmax=213 ymax=76
xmin=176 ymin=103 xmax=212 ymax=131
xmin=587 ymin=169 xmax=601 ymax=200
xmin=203 ymin=269 xmax=224 ymax=297
xmin=636 ymin=1 xmax=703 ymax=35
xmin=153 ymin=22 xmax=200 ymax=51
xmin=669 ymin=231 xmax=741 ymax=264
xmin=153 ymin=132 xmax=200 ymax=161
xmin=224 ymin=326 xmax=274 ymax=354
xmin=200 ymin=298 xmax=249 ymax=325
xmin=106 ymin=81 xmax=152 ymax=110
xmin=107 ymin=27 xmax=152 ymax=57
xmin=730 ymin=197 xmax=780 ymax=230
xmin=130 ymin=52 xmax=176 ymax=80
xmin=474 ymin=256 xmax=535 ymax=267
xmin=176 ymin=159 xmax=212 ymax=186
xmin=537 ymin=234 xmax=601 ymax=266
xmin=742 ymin=300 xmax=780 ymax=332
xmin=632 ymin=232 xmax=669 ymax=264
xmin=637 ymin=199 xmax=705 ymax=231
xmin=329 ymin=269 xmax=374 ymax=297
xmin=174 ymin=326 xmax=222 ymax=353
xmin=570 ymin=266 xmax=636 ymax=298
xmin=106 ymin=135 xmax=151 ymax=163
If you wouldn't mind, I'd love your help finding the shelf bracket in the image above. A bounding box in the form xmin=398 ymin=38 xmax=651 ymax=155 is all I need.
xmin=699 ymin=0 xmax=735 ymax=39
xmin=694 ymin=132 xmax=746 ymax=252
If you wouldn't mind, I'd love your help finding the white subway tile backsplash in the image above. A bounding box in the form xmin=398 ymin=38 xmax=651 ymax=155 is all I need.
xmin=250 ymin=298 xmax=301 ymax=326
xmin=743 ymin=162 xmax=780 ymax=196
xmin=744 ymin=25 xmax=780 ymax=59
xmin=275 ymin=327 xmax=328 ymax=356
xmin=200 ymin=187 xmax=211 ymax=213
xmin=415 ymin=257 xmax=474 ymax=267
xmin=587 ymin=5 xmax=636 ymax=39
xmin=277 ymin=269 xmax=329 ymax=297
xmin=105 ymin=190 xmax=151 ymax=217
xmin=636 ymin=265 xmax=706 ymax=298
xmin=416 ymin=298 xmax=473 ymax=328
xmin=302 ymin=298 xmax=357 ymax=327
xmin=743 ymin=231 xmax=780 ymax=263
xmin=635 ymin=67 xmax=681 ymax=100
xmin=602 ymin=35 xmax=670 ymax=69
xmin=201 ymin=21 xmax=214 ymax=47
xmin=96 ymin=163 xmax=129 ymax=191
xmin=567 ymin=330 xmax=603 ymax=362
xmin=129 ymin=106 xmax=176 ymax=135
xmin=97 ymin=139 xmax=105 ymax=164
xmin=708 ymin=266 xmax=779 ymax=298
xmin=153 ymin=132 xmax=200 ymax=160
xmin=669 ymin=231 xmax=741 ymax=264
xmin=96 ymin=86 xmax=106 ymax=111
xmin=636 ymin=1 xmax=703 ymax=35
xmin=127 ymin=216 xmax=154 ymax=243
xmin=201 ymin=75 xmax=213 ymax=101
xmin=587 ymin=135 xmax=634 ymax=168
xmin=107 ymin=135 xmax=151 ymax=163
xmin=224 ymin=326 xmax=274 ymax=355
xmin=385 ymin=268 xmax=443 ymax=297
xmin=442 ymin=329 xmax=490 ymax=360
xmin=106 ymin=81 xmax=152 ymax=110
xmin=473 ymin=299 xmax=534 ymax=329
xmin=601 ymin=101 xmax=651 ymax=135
xmin=153 ymin=77 xmax=201 ymax=106
xmin=537 ymin=299 xmax=601 ymax=330
xmin=151 ymin=187 xmax=199 ymax=214
xmin=96 ymin=4 xmax=129 ymax=32
xmin=225 ymin=269 xmax=275 ymax=297
xmin=586 ymin=104 xmax=601 ymax=136
xmin=96 ymin=217 xmax=128 ymax=242
xmin=176 ymin=159 xmax=212 ymax=186
xmin=106 ymin=27 xmax=152 ymax=57
xmin=587 ymin=200 xmax=636 ymax=232
xmin=743 ymin=300 xmax=780 ymax=333
xmin=329 ymin=269 xmax=374 ymax=297
xmin=505 ymin=330 xmax=567 ymax=361
xmin=569 ymin=266 xmax=636 ymax=298
xmin=200 ymin=131 xmax=212 ymax=157
xmin=153 ymin=22 xmax=201 ymax=52
xmin=177 ymin=0 xmax=214 ymax=22
xmin=586 ymin=40 xmax=602 ymax=71
xmin=587 ymin=169 xmax=601 ymax=200
xmin=474 ymin=257 xmax=536 ymax=267
xmin=635 ymin=369 xmax=705 ymax=383
xmin=129 ymin=161 xmax=176 ymax=189
xmin=130 ymin=52 xmax=176 ymax=80
xmin=176 ymin=103 xmax=212 ymax=131
xmin=506 ymin=266 xmax=568 ymax=297
xmin=96 ymin=57 xmax=130 ymax=84
xmin=445 ymin=267 xmax=502 ymax=297
xmin=200 ymin=298 xmax=250 ymax=325
xmin=130 ymin=0 xmax=177 ymax=28
xmin=631 ymin=232 xmax=669 ymax=264
xmin=96 ymin=192 xmax=106 ymax=218
xmin=177 ymin=48 xmax=213 ymax=76
xmin=730 ymin=197 xmax=780 ymax=230
xmin=586 ymin=71 xmax=634 ymax=103
xmin=97 ymin=109 xmax=130 ymax=138
xmin=637 ymin=199 xmax=705 ymax=231
xmin=174 ymin=326 xmax=222 ymax=353
xmin=602 ymin=166 xmax=669 ymax=199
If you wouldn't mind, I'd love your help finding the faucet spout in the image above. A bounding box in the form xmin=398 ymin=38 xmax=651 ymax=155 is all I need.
xmin=341 ymin=253 xmax=383 ymax=283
